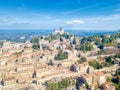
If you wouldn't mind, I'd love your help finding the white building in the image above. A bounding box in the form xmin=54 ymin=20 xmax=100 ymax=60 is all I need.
xmin=39 ymin=40 xmax=49 ymax=50
xmin=52 ymin=27 xmax=64 ymax=35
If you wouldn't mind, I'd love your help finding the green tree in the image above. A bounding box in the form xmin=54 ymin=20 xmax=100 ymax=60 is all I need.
xmin=85 ymin=82 xmax=89 ymax=89
xmin=88 ymin=60 xmax=103 ymax=69
xmin=48 ymin=59 xmax=54 ymax=66
xmin=79 ymin=42 xmax=93 ymax=52
xmin=47 ymin=79 xmax=71 ymax=90
xmin=30 ymin=36 xmax=40 ymax=43
xmin=106 ymin=76 xmax=111 ymax=82
xmin=116 ymin=68 xmax=120 ymax=76
xmin=81 ymin=57 xmax=87 ymax=62
xmin=32 ymin=44 xmax=39 ymax=50
xmin=117 ymin=76 xmax=120 ymax=84
xmin=55 ymin=51 xmax=68 ymax=60
xmin=115 ymin=53 xmax=120 ymax=58
xmin=73 ymin=37 xmax=76 ymax=44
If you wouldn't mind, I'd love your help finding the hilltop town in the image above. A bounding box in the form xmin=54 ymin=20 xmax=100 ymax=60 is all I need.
xmin=0 ymin=28 xmax=120 ymax=90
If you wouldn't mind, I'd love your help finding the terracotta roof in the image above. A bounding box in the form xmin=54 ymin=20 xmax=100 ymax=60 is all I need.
xmin=82 ymin=74 xmax=92 ymax=79
xmin=79 ymin=62 xmax=89 ymax=67
xmin=94 ymin=71 xmax=105 ymax=76
xmin=103 ymin=82 xmax=115 ymax=88
xmin=24 ymin=48 xmax=32 ymax=50
xmin=4 ymin=76 xmax=15 ymax=81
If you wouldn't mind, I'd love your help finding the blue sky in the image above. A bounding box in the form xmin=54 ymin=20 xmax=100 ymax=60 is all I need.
xmin=0 ymin=0 xmax=120 ymax=30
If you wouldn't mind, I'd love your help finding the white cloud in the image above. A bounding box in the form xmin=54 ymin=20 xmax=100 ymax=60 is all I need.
xmin=0 ymin=19 xmax=9 ymax=22
xmin=66 ymin=20 xmax=85 ymax=24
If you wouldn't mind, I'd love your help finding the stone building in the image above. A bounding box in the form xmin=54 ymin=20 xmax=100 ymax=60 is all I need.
xmin=2 ymin=76 xmax=16 ymax=86
xmin=102 ymin=82 xmax=115 ymax=90
xmin=70 ymin=62 xmax=94 ymax=74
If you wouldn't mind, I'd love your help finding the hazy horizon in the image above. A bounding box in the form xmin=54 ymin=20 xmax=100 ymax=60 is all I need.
xmin=0 ymin=28 xmax=119 ymax=31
